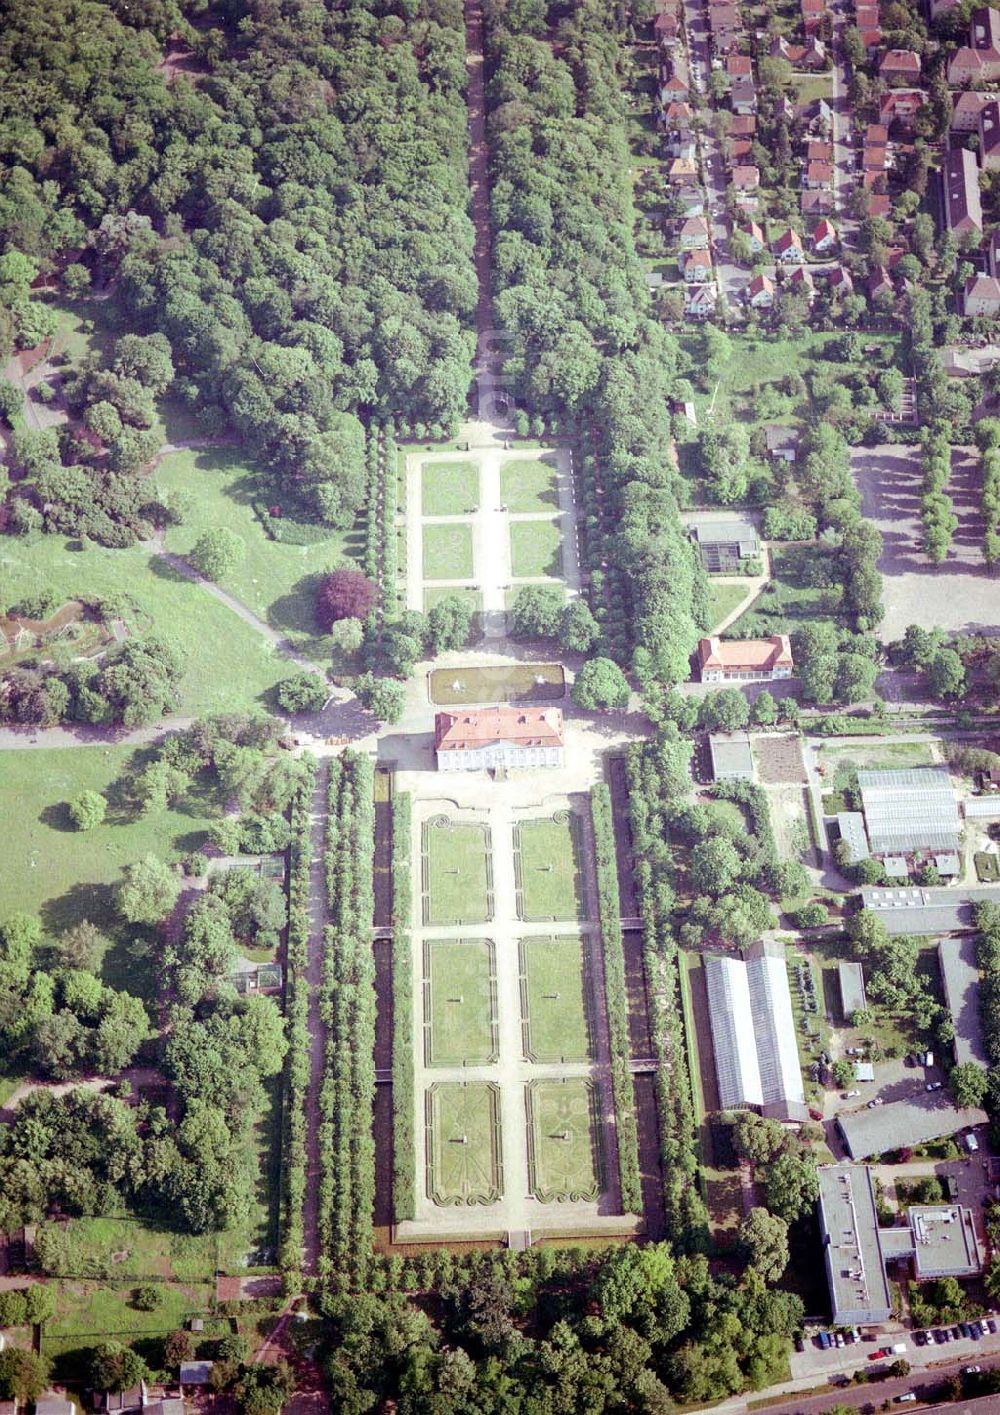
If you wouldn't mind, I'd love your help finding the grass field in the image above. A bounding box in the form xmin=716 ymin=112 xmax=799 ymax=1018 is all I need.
xmin=817 ymin=740 xmax=937 ymax=773
xmin=706 ymin=581 xmax=752 ymax=632
xmin=526 ymin=1078 xmax=602 ymax=1203
xmin=510 ymin=518 xmax=563 ymax=579
xmin=519 ymin=936 xmax=593 ymax=1063
xmin=43 ymin=1279 xmax=218 ymax=1368
xmin=424 ymin=939 xmax=498 ymax=1066
xmin=157 ymin=448 xmax=358 ymax=665
xmin=500 ymin=456 xmax=560 ymax=513
xmin=0 ymin=532 xmax=288 ymax=716
xmin=428 ymin=662 xmax=565 ymax=705
xmin=422 ymin=521 xmax=474 ymax=581
xmin=515 ymin=814 xmax=587 ymax=922
xmin=0 ymin=746 xmax=217 ymax=984
xmin=726 ymin=544 xmax=833 ymax=638
xmin=421 ymin=460 xmax=480 ymax=516
xmin=422 ymin=819 xmax=492 ymax=925
xmin=426 ymin=1082 xmax=502 ymax=1206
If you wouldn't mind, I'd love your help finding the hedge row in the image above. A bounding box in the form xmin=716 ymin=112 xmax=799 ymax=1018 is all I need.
xmin=984 ymin=446 xmax=1000 ymax=568
xmin=391 ymin=790 xmax=415 ymax=1221
xmin=381 ymin=424 xmax=400 ymax=621
xmin=319 ymin=751 xmax=377 ymax=1290
xmin=589 ymin=783 xmax=642 ymax=1215
xmin=278 ymin=757 xmax=317 ymax=1277
xmin=626 ymin=743 xmax=709 ymax=1251
xmin=713 ymin=777 xmax=778 ymax=863
xmin=362 ymin=427 xmax=381 ymax=586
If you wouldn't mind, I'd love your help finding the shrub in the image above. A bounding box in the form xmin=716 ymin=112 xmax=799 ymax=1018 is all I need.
xmin=69 ymin=789 xmax=107 ymax=831
xmin=275 ymin=673 xmax=328 ymax=713
xmin=131 ymin=1284 xmax=161 ymax=1312
xmin=315 ymin=569 xmax=377 ymax=630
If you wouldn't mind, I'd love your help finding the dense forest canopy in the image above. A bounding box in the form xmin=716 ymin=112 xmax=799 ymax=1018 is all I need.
xmin=0 ymin=0 xmax=477 ymax=522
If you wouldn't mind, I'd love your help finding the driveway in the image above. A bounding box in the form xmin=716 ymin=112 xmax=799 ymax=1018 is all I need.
xmin=852 ymin=444 xmax=1000 ymax=641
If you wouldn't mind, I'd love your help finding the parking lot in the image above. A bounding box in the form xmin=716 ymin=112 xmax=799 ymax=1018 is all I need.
xmin=852 ymin=445 xmax=1000 ymax=642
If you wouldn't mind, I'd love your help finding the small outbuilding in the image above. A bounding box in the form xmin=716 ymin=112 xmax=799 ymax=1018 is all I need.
xmin=837 ymin=960 xmax=867 ymax=1019
xmin=708 ymin=732 xmax=755 ymax=782
xmin=179 ymin=1363 xmax=215 ymax=1388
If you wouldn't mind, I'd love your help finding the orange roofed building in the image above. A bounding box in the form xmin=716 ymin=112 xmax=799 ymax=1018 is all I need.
xmin=697 ymin=635 xmax=794 ymax=683
xmin=434 ymin=707 xmax=565 ymax=771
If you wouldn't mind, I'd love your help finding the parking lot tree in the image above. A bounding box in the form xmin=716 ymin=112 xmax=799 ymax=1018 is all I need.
xmin=739 ymin=1207 xmax=789 ymax=1283
xmin=831 ymin=1059 xmax=854 ymax=1089
xmin=950 ymin=1061 xmax=989 ymax=1109
xmin=572 ymin=657 xmax=630 ymax=710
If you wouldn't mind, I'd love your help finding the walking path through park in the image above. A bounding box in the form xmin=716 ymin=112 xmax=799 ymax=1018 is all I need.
xmin=300 ymin=758 xmax=331 ymax=1275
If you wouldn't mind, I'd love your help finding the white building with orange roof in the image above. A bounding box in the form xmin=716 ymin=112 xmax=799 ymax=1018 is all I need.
xmin=697 ymin=634 xmax=794 ymax=683
xmin=434 ymin=707 xmax=565 ymax=771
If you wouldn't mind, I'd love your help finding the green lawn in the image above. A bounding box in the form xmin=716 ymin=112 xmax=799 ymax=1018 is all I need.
xmin=817 ymin=740 xmax=938 ymax=772
xmin=706 ymin=581 xmax=752 ymax=632
xmin=42 ymin=1278 xmax=221 ymax=1375
xmin=424 ymin=939 xmax=498 ymax=1066
xmin=526 ymin=1079 xmax=602 ymax=1203
xmin=510 ymin=518 xmax=563 ymax=579
xmin=515 ymin=814 xmax=587 ymax=922
xmin=500 ymin=456 xmax=560 ymax=513
xmin=157 ymin=447 xmax=359 ymax=665
xmin=427 ymin=1082 xmax=502 ymax=1205
xmin=0 ymin=747 xmax=217 ymax=980
xmin=422 ymin=819 xmax=493 ymax=925
xmin=422 ymin=521 xmax=474 ymax=581
xmin=421 ymin=460 xmax=480 ymax=516
xmin=519 ymin=936 xmax=593 ymax=1063
xmin=0 ymin=532 xmax=289 ymax=716
xmin=726 ymin=544 xmax=832 ymax=638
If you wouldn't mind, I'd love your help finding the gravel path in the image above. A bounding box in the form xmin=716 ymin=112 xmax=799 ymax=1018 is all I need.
xmin=300 ymin=760 xmax=330 ymax=1275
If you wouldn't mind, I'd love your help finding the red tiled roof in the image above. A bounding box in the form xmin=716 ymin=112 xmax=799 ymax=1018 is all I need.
xmin=698 ymin=635 xmax=793 ymax=670
xmin=434 ymin=708 xmax=564 ymax=751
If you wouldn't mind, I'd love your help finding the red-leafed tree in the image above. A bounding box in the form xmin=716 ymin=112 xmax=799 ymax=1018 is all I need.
xmin=315 ymin=569 xmax=376 ymax=632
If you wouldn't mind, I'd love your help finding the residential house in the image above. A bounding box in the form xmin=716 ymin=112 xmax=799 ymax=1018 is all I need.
xmin=685 ymin=282 xmax=718 ymax=319
xmin=675 ymin=186 xmax=706 ymax=217
xmin=179 ymin=1365 xmax=215 ymax=1390
xmin=731 ymin=164 xmax=760 ymax=191
xmin=730 ymin=114 xmax=757 ymax=137
xmin=668 ymin=156 xmax=698 ymax=182
xmin=801 ymin=188 xmax=834 ymax=215
xmin=944 ymin=147 xmax=983 ymax=239
xmin=683 ymin=248 xmax=714 ymax=282
xmin=680 ymin=215 xmax=710 ymax=249
xmin=663 ymin=99 xmax=693 ymax=125
xmin=653 ymin=8 xmax=681 ymax=45
xmin=659 ymin=60 xmax=690 ymax=103
xmin=727 ymin=137 xmax=754 ymax=164
xmin=868 ymin=193 xmax=892 ymax=219
xmin=948 ymin=7 xmax=1000 ymax=84
xmin=812 ymin=217 xmax=838 ymax=252
xmin=863 ymin=143 xmax=889 ymax=174
xmin=764 ymin=425 xmax=801 ymax=461
xmin=772 ymin=227 xmax=805 ymax=262
xmin=786 ymin=265 xmax=816 ymax=301
xmin=867 ymin=266 xmax=895 ymax=302
xmin=828 ymin=265 xmax=855 ymax=297
xmin=865 ymin=123 xmax=889 ymax=145
xmin=855 ymin=3 xmax=881 ymax=48
xmin=879 ymin=89 xmax=925 ymax=127
xmin=879 ymin=48 xmax=921 ymax=82
xmin=748 ymin=272 xmax=776 ymax=307
xmin=771 ymin=36 xmax=805 ymax=63
xmin=952 ymin=90 xmax=993 ymax=133
xmin=800 ymin=37 xmax=828 ymax=68
xmin=726 ymin=54 xmax=753 ymax=78
xmin=665 ymin=127 xmax=697 ymax=159
xmin=801 ymin=0 xmax=824 ymax=35
xmin=740 ymin=218 xmax=765 ymax=252
xmin=434 ymin=707 xmax=565 ymax=771
xmin=807 ymin=140 xmax=834 ymax=163
xmin=731 ymin=74 xmax=757 ymax=114
xmin=710 ymin=4 xmax=741 ymax=51
xmin=964 ymin=273 xmax=1000 ymax=316
xmin=697 ymin=634 xmax=794 ymax=683
xmin=805 ymin=159 xmax=833 ymax=188
xmin=980 ymin=98 xmax=1000 ymax=171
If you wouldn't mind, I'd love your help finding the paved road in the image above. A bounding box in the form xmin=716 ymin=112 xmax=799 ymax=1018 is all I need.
xmin=828 ymin=0 xmax=858 ymax=243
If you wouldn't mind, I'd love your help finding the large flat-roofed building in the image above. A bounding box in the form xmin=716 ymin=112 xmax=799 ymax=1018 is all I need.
xmin=860 ymin=885 xmax=1000 ymax=935
xmin=857 ymin=766 xmax=961 ymax=856
xmin=837 ymin=1094 xmax=988 ymax=1160
xmin=838 ymin=961 xmax=867 ymax=1019
xmin=703 ymin=939 xmax=806 ymax=1120
xmin=434 ymin=707 xmax=565 ymax=772
xmin=817 ymin=1165 xmax=893 ymax=1326
xmin=837 ymin=811 xmax=870 ymax=865
xmin=708 ymin=732 xmax=755 ymax=782
xmin=697 ymin=634 xmax=793 ymax=683
xmin=896 ymin=1205 xmax=982 ymax=1279
xmin=939 ymin=936 xmax=988 ymax=1068
xmin=688 ymin=518 xmax=760 ymax=572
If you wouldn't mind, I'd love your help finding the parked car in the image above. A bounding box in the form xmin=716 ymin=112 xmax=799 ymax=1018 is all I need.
xmin=952 ymin=1326 xmax=963 ymax=1340
xmin=988 ymin=1319 xmax=997 ymax=1334
xmin=964 ymin=1365 xmax=982 ymax=1375
xmin=913 ymin=1331 xmax=927 ymax=1346
xmin=894 ymin=1396 xmax=916 ymax=1405
xmin=818 ymin=1331 xmax=832 ymax=1349
xmin=843 ymin=1089 xmax=861 ymax=1099
xmin=890 ymin=1343 xmax=907 ymax=1354
xmin=960 ymin=1323 xmax=973 ymax=1338
xmin=926 ymin=1081 xmax=943 ymax=1091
